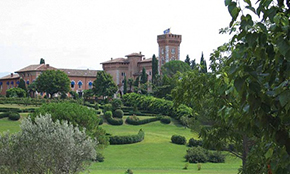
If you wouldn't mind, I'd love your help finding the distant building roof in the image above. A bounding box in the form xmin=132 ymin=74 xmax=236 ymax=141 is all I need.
xmin=138 ymin=58 xmax=152 ymax=64
xmin=125 ymin=52 xmax=144 ymax=57
xmin=101 ymin=58 xmax=129 ymax=64
xmin=60 ymin=69 xmax=99 ymax=77
xmin=15 ymin=64 xmax=57 ymax=73
xmin=0 ymin=73 xmax=20 ymax=80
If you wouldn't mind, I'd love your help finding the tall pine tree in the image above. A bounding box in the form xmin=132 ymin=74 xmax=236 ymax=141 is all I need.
xmin=185 ymin=55 xmax=190 ymax=66
xmin=140 ymin=67 xmax=148 ymax=84
xmin=191 ymin=59 xmax=196 ymax=70
xmin=200 ymin=52 xmax=207 ymax=73
xmin=151 ymin=54 xmax=158 ymax=84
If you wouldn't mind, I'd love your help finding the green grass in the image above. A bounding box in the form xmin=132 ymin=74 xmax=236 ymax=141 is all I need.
xmin=0 ymin=111 xmax=241 ymax=173
xmin=0 ymin=104 xmax=37 ymax=109
xmin=87 ymin=119 xmax=241 ymax=174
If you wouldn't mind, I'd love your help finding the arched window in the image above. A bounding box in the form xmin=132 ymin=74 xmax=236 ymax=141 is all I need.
xmin=26 ymin=80 xmax=29 ymax=85
xmin=71 ymin=81 xmax=75 ymax=88
xmin=78 ymin=81 xmax=83 ymax=89
xmin=0 ymin=82 xmax=2 ymax=90
xmin=6 ymin=81 xmax=9 ymax=89
xmin=88 ymin=81 xmax=93 ymax=89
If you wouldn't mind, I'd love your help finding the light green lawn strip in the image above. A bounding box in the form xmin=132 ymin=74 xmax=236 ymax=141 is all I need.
xmin=0 ymin=104 xmax=38 ymax=109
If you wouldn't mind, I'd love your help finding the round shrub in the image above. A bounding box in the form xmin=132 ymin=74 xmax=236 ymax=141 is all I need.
xmin=207 ymin=151 xmax=225 ymax=163
xmin=98 ymin=117 xmax=104 ymax=125
xmin=103 ymin=104 xmax=112 ymax=113
xmin=188 ymin=138 xmax=203 ymax=147
xmin=113 ymin=109 xmax=124 ymax=118
xmin=171 ymin=135 xmax=186 ymax=145
xmin=8 ymin=112 xmax=20 ymax=121
xmin=104 ymin=111 xmax=112 ymax=119
xmin=185 ymin=146 xmax=208 ymax=163
xmin=95 ymin=152 xmax=105 ymax=162
xmin=160 ymin=116 xmax=171 ymax=124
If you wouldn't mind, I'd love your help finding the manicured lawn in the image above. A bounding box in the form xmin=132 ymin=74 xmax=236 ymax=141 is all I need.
xmin=0 ymin=112 xmax=241 ymax=173
xmin=87 ymin=118 xmax=241 ymax=174
xmin=0 ymin=104 xmax=38 ymax=109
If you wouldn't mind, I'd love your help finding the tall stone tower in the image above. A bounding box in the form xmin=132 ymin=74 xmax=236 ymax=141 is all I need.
xmin=157 ymin=33 xmax=182 ymax=72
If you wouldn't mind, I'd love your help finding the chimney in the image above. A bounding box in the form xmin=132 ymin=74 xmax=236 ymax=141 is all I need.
xmin=111 ymin=58 xmax=113 ymax=61
xmin=46 ymin=64 xmax=49 ymax=67
xmin=11 ymin=73 xmax=13 ymax=77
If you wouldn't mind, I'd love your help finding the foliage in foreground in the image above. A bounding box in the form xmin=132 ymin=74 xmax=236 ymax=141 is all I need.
xmin=32 ymin=102 xmax=109 ymax=147
xmin=0 ymin=114 xmax=97 ymax=174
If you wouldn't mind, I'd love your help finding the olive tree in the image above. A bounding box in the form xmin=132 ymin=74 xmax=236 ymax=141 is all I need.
xmin=0 ymin=114 xmax=97 ymax=174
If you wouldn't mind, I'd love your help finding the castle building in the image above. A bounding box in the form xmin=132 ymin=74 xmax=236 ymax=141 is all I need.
xmin=0 ymin=63 xmax=98 ymax=97
xmin=0 ymin=31 xmax=182 ymax=96
xmin=157 ymin=33 xmax=182 ymax=73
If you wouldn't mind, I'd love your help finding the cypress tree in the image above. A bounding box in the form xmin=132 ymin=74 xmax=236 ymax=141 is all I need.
xmin=123 ymin=75 xmax=127 ymax=94
xmin=185 ymin=55 xmax=190 ymax=66
xmin=19 ymin=78 xmax=27 ymax=92
xmin=191 ymin=59 xmax=196 ymax=70
xmin=200 ymin=52 xmax=207 ymax=73
xmin=140 ymin=67 xmax=148 ymax=84
xmin=152 ymin=54 xmax=158 ymax=84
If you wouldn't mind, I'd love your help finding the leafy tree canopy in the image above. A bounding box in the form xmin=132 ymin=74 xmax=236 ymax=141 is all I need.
xmin=161 ymin=60 xmax=191 ymax=78
xmin=93 ymin=71 xmax=117 ymax=98
xmin=36 ymin=70 xmax=70 ymax=98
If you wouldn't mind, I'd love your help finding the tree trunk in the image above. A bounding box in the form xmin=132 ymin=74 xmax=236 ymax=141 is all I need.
xmin=242 ymin=135 xmax=249 ymax=169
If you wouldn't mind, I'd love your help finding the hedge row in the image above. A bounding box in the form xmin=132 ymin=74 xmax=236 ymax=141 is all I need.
xmin=185 ymin=146 xmax=225 ymax=163
xmin=125 ymin=115 xmax=160 ymax=125
xmin=171 ymin=135 xmax=187 ymax=145
xmin=109 ymin=129 xmax=145 ymax=145
xmin=0 ymin=112 xmax=20 ymax=121
xmin=122 ymin=93 xmax=192 ymax=119
xmin=104 ymin=111 xmax=123 ymax=125
xmin=0 ymin=97 xmax=78 ymax=106
xmin=0 ymin=107 xmax=35 ymax=113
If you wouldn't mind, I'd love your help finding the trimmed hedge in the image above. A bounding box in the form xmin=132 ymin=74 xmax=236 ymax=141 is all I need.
xmin=125 ymin=115 xmax=160 ymax=125
xmin=171 ymin=135 xmax=187 ymax=145
xmin=113 ymin=109 xmax=124 ymax=118
xmin=160 ymin=116 xmax=171 ymax=124
xmin=109 ymin=129 xmax=145 ymax=145
xmin=8 ymin=112 xmax=20 ymax=121
xmin=105 ymin=111 xmax=123 ymax=125
xmin=0 ymin=97 xmax=78 ymax=106
xmin=0 ymin=107 xmax=35 ymax=113
xmin=122 ymin=93 xmax=192 ymax=119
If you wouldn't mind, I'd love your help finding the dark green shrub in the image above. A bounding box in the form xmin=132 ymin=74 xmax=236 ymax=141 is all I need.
xmin=95 ymin=103 xmax=99 ymax=110
xmin=125 ymin=116 xmax=160 ymax=125
xmin=185 ymin=146 xmax=208 ymax=163
xmin=188 ymin=138 xmax=203 ymax=147
xmin=106 ymin=117 xmax=123 ymax=125
xmin=0 ymin=112 xmax=10 ymax=118
xmin=104 ymin=111 xmax=112 ymax=118
xmin=98 ymin=118 xmax=103 ymax=125
xmin=160 ymin=116 xmax=171 ymax=124
xmin=109 ymin=129 xmax=144 ymax=145
xmin=125 ymin=169 xmax=133 ymax=174
xmin=113 ymin=109 xmax=124 ymax=118
xmin=103 ymin=104 xmax=112 ymax=113
xmin=6 ymin=87 xmax=27 ymax=98
xmin=95 ymin=152 xmax=105 ymax=162
xmin=207 ymin=151 xmax=225 ymax=163
xmin=96 ymin=110 xmax=101 ymax=115
xmin=171 ymin=135 xmax=186 ymax=145
xmin=111 ymin=98 xmax=122 ymax=110
xmin=8 ymin=112 xmax=20 ymax=121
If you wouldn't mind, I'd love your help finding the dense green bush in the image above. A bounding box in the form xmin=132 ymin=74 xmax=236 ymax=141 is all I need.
xmin=111 ymin=98 xmax=122 ymax=111
xmin=125 ymin=115 xmax=160 ymax=125
xmin=109 ymin=129 xmax=144 ymax=145
xmin=207 ymin=151 xmax=225 ymax=163
xmin=32 ymin=102 xmax=101 ymax=133
xmin=184 ymin=146 xmax=225 ymax=163
xmin=185 ymin=146 xmax=208 ymax=163
xmin=160 ymin=116 xmax=171 ymax=124
xmin=188 ymin=138 xmax=203 ymax=147
xmin=122 ymin=93 xmax=192 ymax=119
xmin=171 ymin=135 xmax=186 ymax=145
xmin=105 ymin=111 xmax=123 ymax=125
xmin=0 ymin=112 xmax=10 ymax=119
xmin=6 ymin=87 xmax=27 ymax=98
xmin=103 ymin=104 xmax=112 ymax=113
xmin=95 ymin=103 xmax=99 ymax=110
xmin=8 ymin=112 xmax=20 ymax=121
xmin=113 ymin=109 xmax=124 ymax=118
xmin=95 ymin=152 xmax=105 ymax=162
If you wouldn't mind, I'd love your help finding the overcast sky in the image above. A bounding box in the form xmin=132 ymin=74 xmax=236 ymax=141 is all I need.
xmin=0 ymin=0 xmax=232 ymax=76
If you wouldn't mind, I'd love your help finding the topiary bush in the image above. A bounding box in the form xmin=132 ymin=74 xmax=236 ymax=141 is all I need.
xmin=188 ymin=138 xmax=203 ymax=147
xmin=125 ymin=115 xmax=160 ymax=125
xmin=185 ymin=146 xmax=208 ymax=163
xmin=0 ymin=112 xmax=10 ymax=119
xmin=95 ymin=103 xmax=99 ymax=110
xmin=105 ymin=111 xmax=123 ymax=125
xmin=113 ymin=109 xmax=124 ymax=118
xmin=109 ymin=129 xmax=144 ymax=145
xmin=171 ymin=135 xmax=187 ymax=145
xmin=103 ymin=104 xmax=112 ymax=113
xmin=95 ymin=152 xmax=105 ymax=162
xmin=160 ymin=116 xmax=171 ymax=124
xmin=8 ymin=112 xmax=20 ymax=121
xmin=104 ymin=111 xmax=112 ymax=118
xmin=111 ymin=98 xmax=122 ymax=111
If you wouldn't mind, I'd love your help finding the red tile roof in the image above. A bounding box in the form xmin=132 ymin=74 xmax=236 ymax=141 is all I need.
xmin=101 ymin=58 xmax=129 ymax=64
xmin=15 ymin=64 xmax=57 ymax=73
xmin=60 ymin=69 xmax=99 ymax=77
xmin=0 ymin=74 xmax=20 ymax=80
xmin=125 ymin=52 xmax=144 ymax=57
